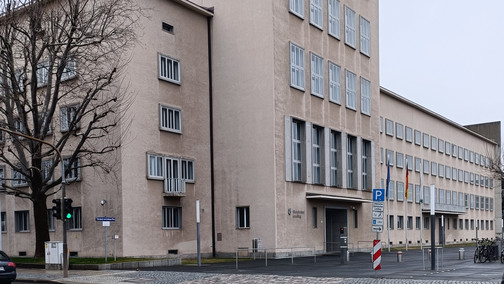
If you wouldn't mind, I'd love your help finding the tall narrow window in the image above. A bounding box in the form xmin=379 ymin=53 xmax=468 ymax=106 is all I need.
xmin=292 ymin=119 xmax=304 ymax=182
xmin=289 ymin=0 xmax=304 ymax=18
xmin=362 ymin=140 xmax=371 ymax=190
xmin=330 ymin=130 xmax=340 ymax=186
xmin=15 ymin=211 xmax=29 ymax=232
xmin=162 ymin=206 xmax=182 ymax=229
xmin=160 ymin=105 xmax=182 ymax=133
xmin=344 ymin=6 xmax=356 ymax=47
xmin=309 ymin=0 xmax=323 ymax=29
xmin=181 ymin=159 xmax=194 ymax=182
xmin=47 ymin=209 xmax=55 ymax=231
xmin=159 ymin=54 xmax=180 ymax=84
xmin=165 ymin=158 xmax=182 ymax=193
xmin=312 ymin=207 xmax=318 ymax=228
xmin=345 ymin=70 xmax=356 ymax=109
xmin=67 ymin=207 xmax=82 ymax=230
xmin=347 ymin=136 xmax=356 ymax=188
xmin=148 ymin=154 xmax=164 ymax=179
xmin=61 ymin=57 xmax=77 ymax=81
xmin=63 ymin=157 xmax=81 ymax=181
xmin=1 ymin=212 xmax=5 ymax=232
xmin=360 ymin=77 xmax=371 ymax=115
xmin=312 ymin=125 xmax=324 ymax=184
xmin=360 ymin=17 xmax=370 ymax=56
xmin=60 ymin=105 xmax=79 ymax=132
xmin=236 ymin=206 xmax=250 ymax=229
xmin=290 ymin=43 xmax=305 ymax=90
xmin=12 ymin=166 xmax=28 ymax=187
xmin=310 ymin=53 xmax=324 ymax=97
xmin=328 ymin=0 xmax=340 ymax=38
xmin=329 ymin=62 xmax=341 ymax=103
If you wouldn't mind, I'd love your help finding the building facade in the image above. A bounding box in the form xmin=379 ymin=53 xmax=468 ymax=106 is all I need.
xmin=0 ymin=0 xmax=500 ymax=259
xmin=380 ymin=88 xmax=501 ymax=248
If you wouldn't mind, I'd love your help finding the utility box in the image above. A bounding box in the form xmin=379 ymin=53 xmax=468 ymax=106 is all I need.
xmin=45 ymin=241 xmax=63 ymax=270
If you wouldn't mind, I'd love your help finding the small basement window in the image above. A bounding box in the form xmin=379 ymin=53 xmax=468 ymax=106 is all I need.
xmin=162 ymin=22 xmax=174 ymax=34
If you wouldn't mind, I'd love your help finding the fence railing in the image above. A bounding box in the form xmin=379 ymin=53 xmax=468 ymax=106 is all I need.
xmin=235 ymin=247 xmax=317 ymax=269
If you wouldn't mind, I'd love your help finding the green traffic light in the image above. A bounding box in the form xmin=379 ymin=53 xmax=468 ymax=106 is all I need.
xmin=66 ymin=213 xmax=72 ymax=219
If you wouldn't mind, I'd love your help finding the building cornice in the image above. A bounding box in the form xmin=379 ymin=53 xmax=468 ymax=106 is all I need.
xmin=380 ymin=86 xmax=499 ymax=146
xmin=170 ymin=0 xmax=214 ymax=17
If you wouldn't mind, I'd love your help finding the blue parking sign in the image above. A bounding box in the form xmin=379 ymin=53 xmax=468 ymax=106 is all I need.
xmin=373 ymin=188 xmax=385 ymax=202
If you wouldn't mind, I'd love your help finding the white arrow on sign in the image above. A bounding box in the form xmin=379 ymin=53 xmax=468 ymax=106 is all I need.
xmin=372 ymin=226 xmax=383 ymax=232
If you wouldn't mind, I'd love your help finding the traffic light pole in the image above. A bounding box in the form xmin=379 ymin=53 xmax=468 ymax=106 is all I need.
xmin=0 ymin=127 xmax=69 ymax=278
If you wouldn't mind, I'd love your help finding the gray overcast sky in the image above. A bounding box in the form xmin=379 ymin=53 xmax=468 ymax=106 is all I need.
xmin=379 ymin=1 xmax=504 ymax=127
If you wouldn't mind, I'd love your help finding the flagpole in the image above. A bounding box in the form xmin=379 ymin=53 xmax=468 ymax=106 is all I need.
xmin=405 ymin=162 xmax=409 ymax=252
xmin=420 ymin=171 xmax=423 ymax=251
xmin=386 ymin=157 xmax=391 ymax=253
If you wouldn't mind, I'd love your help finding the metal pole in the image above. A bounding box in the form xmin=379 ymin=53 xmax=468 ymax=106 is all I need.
xmin=0 ymin=127 xmax=68 ymax=277
xmin=430 ymin=185 xmax=435 ymax=271
xmin=196 ymin=200 xmax=201 ymax=267
xmin=105 ymin=225 xmax=108 ymax=262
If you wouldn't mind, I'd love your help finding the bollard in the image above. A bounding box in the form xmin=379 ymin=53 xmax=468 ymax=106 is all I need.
xmin=397 ymin=251 xmax=403 ymax=262
xmin=459 ymin=248 xmax=464 ymax=260
xmin=347 ymin=250 xmax=350 ymax=262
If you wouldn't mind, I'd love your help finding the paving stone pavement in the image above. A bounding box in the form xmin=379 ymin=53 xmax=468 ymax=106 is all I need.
xmin=15 ymin=246 xmax=504 ymax=283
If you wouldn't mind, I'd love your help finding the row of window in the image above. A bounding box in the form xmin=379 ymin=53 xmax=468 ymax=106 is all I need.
xmin=7 ymin=58 xmax=77 ymax=93
xmin=286 ymin=116 xmax=373 ymax=189
xmin=290 ymin=43 xmax=371 ymax=115
xmin=0 ymin=105 xmax=80 ymax=142
xmin=381 ymin=179 xmax=494 ymax=211
xmin=162 ymin=206 xmax=250 ymax=230
xmin=0 ymin=158 xmax=81 ymax=188
xmin=382 ymin=149 xmax=493 ymax=189
xmin=388 ymin=215 xmax=493 ymax=231
xmin=289 ymin=0 xmax=370 ymax=55
xmin=382 ymin=117 xmax=492 ymax=169
xmin=2 ymin=208 xmax=82 ymax=233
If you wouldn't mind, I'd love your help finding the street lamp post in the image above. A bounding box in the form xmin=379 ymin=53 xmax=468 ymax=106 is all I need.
xmin=0 ymin=127 xmax=68 ymax=277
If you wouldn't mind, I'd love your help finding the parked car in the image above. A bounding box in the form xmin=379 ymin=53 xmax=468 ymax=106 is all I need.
xmin=0 ymin=251 xmax=16 ymax=284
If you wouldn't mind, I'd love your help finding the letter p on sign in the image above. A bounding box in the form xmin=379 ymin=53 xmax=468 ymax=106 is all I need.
xmin=373 ymin=189 xmax=385 ymax=202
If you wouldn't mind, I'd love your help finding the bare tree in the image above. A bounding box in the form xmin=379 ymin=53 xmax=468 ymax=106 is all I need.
xmin=0 ymin=0 xmax=139 ymax=257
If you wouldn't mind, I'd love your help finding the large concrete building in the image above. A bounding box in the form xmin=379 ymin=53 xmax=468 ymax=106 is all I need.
xmin=0 ymin=0 xmax=500 ymax=259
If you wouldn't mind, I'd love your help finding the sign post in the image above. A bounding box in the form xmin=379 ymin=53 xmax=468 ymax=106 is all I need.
xmin=96 ymin=217 xmax=115 ymax=262
xmin=430 ymin=185 xmax=436 ymax=270
xmin=372 ymin=189 xmax=385 ymax=238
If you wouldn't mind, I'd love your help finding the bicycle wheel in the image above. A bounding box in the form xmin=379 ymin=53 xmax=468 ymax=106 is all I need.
xmin=500 ymin=251 xmax=504 ymax=263
xmin=474 ymin=248 xmax=479 ymax=263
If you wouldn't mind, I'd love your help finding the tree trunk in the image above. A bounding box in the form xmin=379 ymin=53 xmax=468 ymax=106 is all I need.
xmin=33 ymin=193 xmax=50 ymax=258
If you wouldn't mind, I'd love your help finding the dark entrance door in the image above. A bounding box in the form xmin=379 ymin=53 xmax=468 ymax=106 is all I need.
xmin=325 ymin=208 xmax=347 ymax=252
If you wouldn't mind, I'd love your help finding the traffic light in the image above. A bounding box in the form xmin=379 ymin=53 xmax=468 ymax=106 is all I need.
xmin=64 ymin=198 xmax=73 ymax=219
xmin=340 ymin=227 xmax=345 ymax=235
xmin=52 ymin=199 xmax=61 ymax=219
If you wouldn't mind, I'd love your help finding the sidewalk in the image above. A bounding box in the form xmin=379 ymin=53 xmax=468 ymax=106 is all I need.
xmin=15 ymin=246 xmax=504 ymax=283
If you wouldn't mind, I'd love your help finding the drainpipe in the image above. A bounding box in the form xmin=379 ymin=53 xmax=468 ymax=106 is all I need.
xmin=207 ymin=15 xmax=216 ymax=257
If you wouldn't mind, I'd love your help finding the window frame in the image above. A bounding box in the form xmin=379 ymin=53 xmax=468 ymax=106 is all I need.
xmin=15 ymin=210 xmax=29 ymax=232
xmin=359 ymin=16 xmax=370 ymax=56
xmin=360 ymin=77 xmax=371 ymax=115
xmin=309 ymin=0 xmax=323 ymax=29
xmin=162 ymin=206 xmax=182 ymax=229
xmin=159 ymin=104 xmax=182 ymax=133
xmin=344 ymin=6 xmax=356 ymax=48
xmin=60 ymin=104 xmax=79 ymax=132
xmin=236 ymin=206 xmax=250 ymax=229
xmin=310 ymin=53 xmax=324 ymax=97
xmin=289 ymin=0 xmax=304 ymax=18
xmin=345 ymin=70 xmax=356 ymax=110
xmin=328 ymin=0 xmax=340 ymax=38
xmin=63 ymin=157 xmax=81 ymax=182
xmin=158 ymin=53 xmax=181 ymax=84
xmin=328 ymin=62 xmax=341 ymax=104
xmin=67 ymin=207 xmax=82 ymax=230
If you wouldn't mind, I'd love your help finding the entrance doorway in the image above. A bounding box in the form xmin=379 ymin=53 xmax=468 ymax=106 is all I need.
xmin=325 ymin=208 xmax=347 ymax=252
